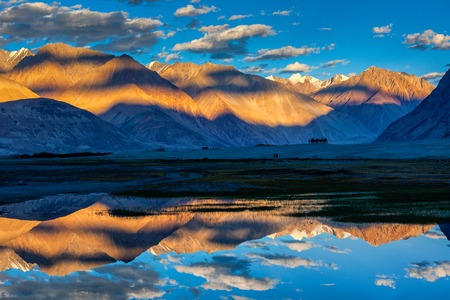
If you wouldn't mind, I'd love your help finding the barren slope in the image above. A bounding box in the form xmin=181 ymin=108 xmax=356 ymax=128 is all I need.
xmin=377 ymin=68 xmax=450 ymax=141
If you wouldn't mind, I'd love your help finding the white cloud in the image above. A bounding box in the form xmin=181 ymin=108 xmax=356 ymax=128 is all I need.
xmin=323 ymin=43 xmax=336 ymax=51
xmin=0 ymin=2 xmax=162 ymax=52
xmin=324 ymin=245 xmax=352 ymax=254
xmin=244 ymin=45 xmax=321 ymax=62
xmin=406 ymin=261 xmax=450 ymax=282
xmin=242 ymin=66 xmax=264 ymax=73
xmin=283 ymin=241 xmax=316 ymax=253
xmin=280 ymin=62 xmax=316 ymax=74
xmin=229 ymin=14 xmax=253 ymax=21
xmin=173 ymin=24 xmax=275 ymax=59
xmin=128 ymin=289 xmax=165 ymax=299
xmin=165 ymin=52 xmax=183 ymax=62
xmin=0 ymin=0 xmax=25 ymax=6
xmin=404 ymin=29 xmax=450 ymax=50
xmin=156 ymin=47 xmax=183 ymax=63
xmin=375 ymin=278 xmax=396 ymax=289
xmin=321 ymin=59 xmax=350 ymax=68
xmin=372 ymin=23 xmax=393 ymax=37
xmin=423 ymin=229 xmax=447 ymax=239
xmin=263 ymin=67 xmax=277 ymax=74
xmin=0 ymin=264 xmax=165 ymax=299
xmin=174 ymin=4 xmax=217 ymax=17
xmin=248 ymin=253 xmax=319 ymax=269
xmin=273 ymin=10 xmax=292 ymax=16
xmin=232 ymin=296 xmax=255 ymax=300
xmin=319 ymin=27 xmax=333 ymax=31
xmin=421 ymin=72 xmax=445 ymax=81
xmin=175 ymin=263 xmax=277 ymax=291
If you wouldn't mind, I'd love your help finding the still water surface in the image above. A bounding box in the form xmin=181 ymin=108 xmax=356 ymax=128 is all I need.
xmin=0 ymin=193 xmax=449 ymax=299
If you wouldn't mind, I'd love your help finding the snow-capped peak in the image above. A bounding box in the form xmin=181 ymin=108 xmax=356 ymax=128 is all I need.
xmin=321 ymin=74 xmax=350 ymax=88
xmin=289 ymin=73 xmax=323 ymax=88
xmin=7 ymin=48 xmax=32 ymax=62
xmin=265 ymin=75 xmax=276 ymax=81
xmin=147 ymin=61 xmax=170 ymax=73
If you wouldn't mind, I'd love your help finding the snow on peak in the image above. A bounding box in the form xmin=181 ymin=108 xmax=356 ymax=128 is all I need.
xmin=265 ymin=75 xmax=276 ymax=81
xmin=321 ymin=74 xmax=350 ymax=88
xmin=7 ymin=48 xmax=32 ymax=62
xmin=289 ymin=73 xmax=323 ymax=88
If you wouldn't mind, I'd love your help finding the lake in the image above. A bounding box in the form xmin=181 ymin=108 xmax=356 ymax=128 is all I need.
xmin=0 ymin=193 xmax=449 ymax=299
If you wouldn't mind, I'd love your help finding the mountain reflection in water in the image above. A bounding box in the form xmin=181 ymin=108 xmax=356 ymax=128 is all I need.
xmin=0 ymin=194 xmax=449 ymax=299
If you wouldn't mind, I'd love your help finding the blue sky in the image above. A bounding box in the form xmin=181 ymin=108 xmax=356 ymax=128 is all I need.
xmin=1 ymin=227 xmax=449 ymax=298
xmin=0 ymin=0 xmax=449 ymax=81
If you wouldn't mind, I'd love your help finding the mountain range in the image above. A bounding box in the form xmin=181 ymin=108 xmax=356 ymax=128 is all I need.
xmin=0 ymin=42 xmax=447 ymax=154
xmin=0 ymin=98 xmax=142 ymax=155
xmin=313 ymin=66 xmax=435 ymax=134
xmin=0 ymin=196 xmax=437 ymax=275
xmin=266 ymin=73 xmax=350 ymax=95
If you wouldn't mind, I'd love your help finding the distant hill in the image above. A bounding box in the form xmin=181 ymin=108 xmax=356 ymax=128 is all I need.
xmin=0 ymin=98 xmax=144 ymax=155
xmin=0 ymin=77 xmax=39 ymax=102
xmin=377 ymin=68 xmax=450 ymax=142
xmin=313 ymin=66 xmax=435 ymax=134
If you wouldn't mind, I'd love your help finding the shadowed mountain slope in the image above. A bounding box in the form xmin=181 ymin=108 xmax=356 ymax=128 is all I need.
xmin=313 ymin=66 xmax=435 ymax=134
xmin=55 ymin=55 xmax=200 ymax=115
xmin=0 ymin=98 xmax=144 ymax=155
xmin=377 ymin=68 xmax=450 ymax=141
xmin=0 ymin=196 xmax=434 ymax=275
xmin=150 ymin=62 xmax=332 ymax=127
xmin=144 ymin=61 xmax=373 ymax=144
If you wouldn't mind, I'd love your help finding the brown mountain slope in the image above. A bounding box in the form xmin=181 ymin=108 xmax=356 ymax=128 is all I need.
xmin=150 ymin=61 xmax=332 ymax=127
xmin=377 ymin=68 xmax=450 ymax=141
xmin=0 ymin=198 xmax=434 ymax=275
xmin=0 ymin=77 xmax=39 ymax=102
xmin=150 ymin=212 xmax=433 ymax=254
xmin=312 ymin=66 xmax=435 ymax=134
xmin=4 ymin=43 xmax=114 ymax=97
xmin=0 ymin=202 xmax=193 ymax=275
xmin=55 ymin=55 xmax=200 ymax=115
xmin=314 ymin=66 xmax=434 ymax=108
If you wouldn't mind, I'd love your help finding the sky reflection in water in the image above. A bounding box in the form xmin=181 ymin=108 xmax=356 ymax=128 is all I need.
xmin=0 ymin=194 xmax=449 ymax=299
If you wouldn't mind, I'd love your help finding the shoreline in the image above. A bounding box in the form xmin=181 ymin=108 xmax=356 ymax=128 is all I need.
xmin=1 ymin=155 xmax=449 ymax=204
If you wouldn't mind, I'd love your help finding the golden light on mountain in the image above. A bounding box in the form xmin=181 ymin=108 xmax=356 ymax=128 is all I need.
xmin=0 ymin=202 xmax=193 ymax=276
xmin=0 ymin=77 xmax=39 ymax=102
xmin=150 ymin=61 xmax=333 ymax=127
xmin=55 ymin=55 xmax=200 ymax=115
xmin=314 ymin=66 xmax=434 ymax=107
